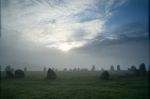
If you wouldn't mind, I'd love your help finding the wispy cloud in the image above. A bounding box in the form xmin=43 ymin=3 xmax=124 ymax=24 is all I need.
xmin=1 ymin=0 xmax=127 ymax=51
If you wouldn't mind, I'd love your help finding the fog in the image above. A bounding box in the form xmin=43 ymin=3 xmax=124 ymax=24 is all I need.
xmin=0 ymin=0 xmax=149 ymax=71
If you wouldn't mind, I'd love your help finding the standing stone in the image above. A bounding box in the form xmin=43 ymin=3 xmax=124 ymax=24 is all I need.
xmin=130 ymin=65 xmax=139 ymax=75
xmin=100 ymin=71 xmax=110 ymax=80
xmin=15 ymin=69 xmax=25 ymax=79
xmin=110 ymin=65 xmax=114 ymax=71
xmin=117 ymin=65 xmax=120 ymax=71
xmin=91 ymin=65 xmax=95 ymax=71
xmin=24 ymin=67 xmax=27 ymax=72
xmin=5 ymin=65 xmax=14 ymax=79
xmin=139 ymin=63 xmax=146 ymax=75
xmin=47 ymin=68 xmax=57 ymax=80
xmin=0 ymin=66 xmax=1 ymax=79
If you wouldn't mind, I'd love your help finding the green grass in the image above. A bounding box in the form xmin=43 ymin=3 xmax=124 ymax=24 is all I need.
xmin=1 ymin=71 xmax=149 ymax=99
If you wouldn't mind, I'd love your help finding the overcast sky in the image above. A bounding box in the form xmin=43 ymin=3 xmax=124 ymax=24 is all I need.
xmin=0 ymin=0 xmax=149 ymax=71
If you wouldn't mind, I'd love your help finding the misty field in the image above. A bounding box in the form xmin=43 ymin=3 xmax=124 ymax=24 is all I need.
xmin=1 ymin=71 xmax=149 ymax=99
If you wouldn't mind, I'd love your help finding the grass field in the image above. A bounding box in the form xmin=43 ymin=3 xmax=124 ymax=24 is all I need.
xmin=1 ymin=71 xmax=149 ymax=99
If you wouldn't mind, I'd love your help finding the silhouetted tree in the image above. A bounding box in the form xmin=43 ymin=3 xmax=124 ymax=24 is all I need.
xmin=15 ymin=69 xmax=25 ymax=79
xmin=110 ymin=65 xmax=114 ymax=71
xmin=117 ymin=65 xmax=120 ymax=71
xmin=139 ymin=63 xmax=146 ymax=75
xmin=91 ymin=65 xmax=95 ymax=71
xmin=47 ymin=68 xmax=57 ymax=80
xmin=100 ymin=71 xmax=109 ymax=80
xmin=5 ymin=65 xmax=14 ymax=79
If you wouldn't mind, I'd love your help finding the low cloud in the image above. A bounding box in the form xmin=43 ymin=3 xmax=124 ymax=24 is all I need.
xmin=1 ymin=0 xmax=127 ymax=51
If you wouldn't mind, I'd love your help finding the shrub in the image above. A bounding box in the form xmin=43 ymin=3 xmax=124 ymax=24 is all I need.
xmin=15 ymin=69 xmax=25 ymax=79
xmin=47 ymin=68 xmax=57 ymax=80
xmin=100 ymin=71 xmax=109 ymax=80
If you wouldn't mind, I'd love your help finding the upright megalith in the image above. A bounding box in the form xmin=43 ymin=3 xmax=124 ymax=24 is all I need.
xmin=24 ymin=67 xmax=27 ymax=72
xmin=15 ymin=69 xmax=25 ymax=79
xmin=139 ymin=63 xmax=146 ymax=75
xmin=117 ymin=65 xmax=120 ymax=71
xmin=47 ymin=68 xmax=57 ymax=80
xmin=5 ymin=65 xmax=14 ymax=79
xmin=100 ymin=71 xmax=110 ymax=80
xmin=0 ymin=66 xmax=1 ymax=79
xmin=129 ymin=65 xmax=139 ymax=75
xmin=6 ymin=71 xmax=14 ymax=79
xmin=91 ymin=65 xmax=95 ymax=71
xmin=110 ymin=65 xmax=114 ymax=71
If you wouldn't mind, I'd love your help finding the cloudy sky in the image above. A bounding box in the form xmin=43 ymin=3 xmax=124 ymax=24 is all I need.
xmin=0 ymin=0 xmax=149 ymax=70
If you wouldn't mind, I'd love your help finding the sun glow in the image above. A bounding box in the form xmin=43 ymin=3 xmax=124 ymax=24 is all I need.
xmin=46 ymin=41 xmax=86 ymax=52
xmin=58 ymin=43 xmax=72 ymax=52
